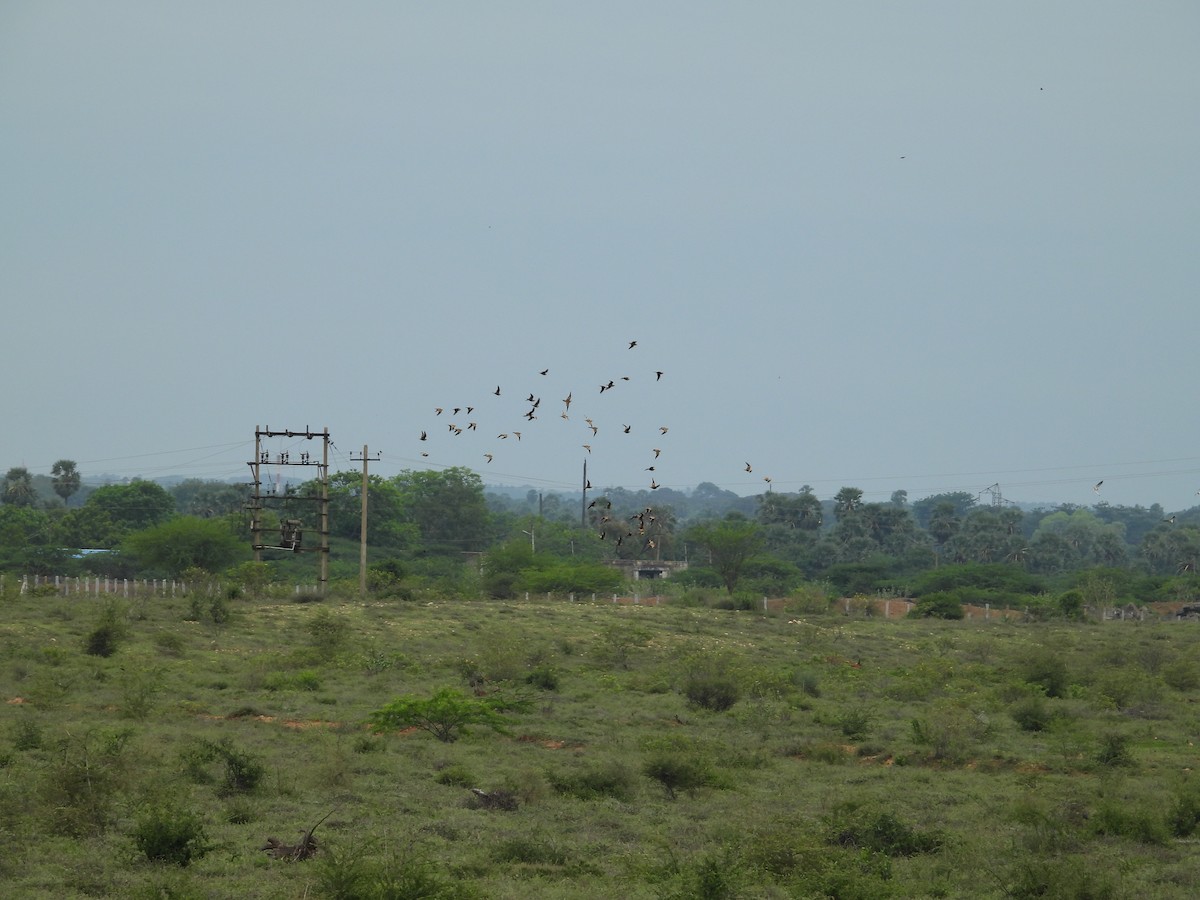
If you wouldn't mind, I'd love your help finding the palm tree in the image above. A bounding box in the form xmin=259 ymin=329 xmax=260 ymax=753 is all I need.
xmin=51 ymin=459 xmax=81 ymax=507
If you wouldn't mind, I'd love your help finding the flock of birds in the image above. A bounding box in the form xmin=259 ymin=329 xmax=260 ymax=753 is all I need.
xmin=410 ymin=338 xmax=771 ymax=552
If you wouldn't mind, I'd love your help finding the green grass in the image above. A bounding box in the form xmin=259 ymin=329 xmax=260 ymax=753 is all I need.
xmin=2 ymin=583 xmax=1200 ymax=897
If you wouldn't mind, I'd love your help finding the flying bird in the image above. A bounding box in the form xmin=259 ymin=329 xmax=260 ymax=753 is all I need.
xmin=498 ymin=433 xmax=508 ymax=439
xmin=512 ymin=431 xmax=521 ymax=440
xmin=419 ymin=431 xmax=427 ymax=441
xmin=623 ymin=424 xmax=631 ymax=433
xmin=652 ymin=448 xmax=661 ymax=458
xmin=453 ymin=408 xmax=461 ymax=415
xmin=763 ymin=476 xmax=772 ymax=484
xmin=650 ymin=480 xmax=660 ymax=490
xmin=540 ymin=368 xmax=549 ymax=375
xmin=582 ymin=444 xmax=592 ymax=453
xmin=467 ymin=422 xmax=477 ymax=430
xmin=1093 ymin=480 xmax=1103 ymax=493
xmin=563 ymin=392 xmax=572 ymax=409
xmin=656 ymin=371 xmax=663 ymax=381
xmin=589 ymin=425 xmax=598 ymax=435
xmin=628 ymin=340 xmax=637 ymax=349
xmin=659 ymin=426 xmax=669 ymax=435
xmin=494 ymin=386 xmax=501 ymax=395
xmin=745 ymin=462 xmax=752 ymax=473
xmin=483 ymin=453 xmax=493 ymax=463
xmin=435 ymin=408 xmax=443 ymax=415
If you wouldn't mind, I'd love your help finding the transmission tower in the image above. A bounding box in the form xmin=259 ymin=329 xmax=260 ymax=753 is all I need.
xmin=247 ymin=426 xmax=331 ymax=593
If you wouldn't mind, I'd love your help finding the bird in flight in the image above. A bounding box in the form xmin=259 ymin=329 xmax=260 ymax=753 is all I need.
xmin=650 ymin=479 xmax=659 ymax=490
xmin=435 ymin=408 xmax=443 ymax=415
xmin=1093 ymin=480 xmax=1103 ymax=493
xmin=623 ymin=424 xmax=631 ymax=433
xmin=652 ymin=448 xmax=661 ymax=458
xmin=498 ymin=433 xmax=508 ymax=439
xmin=419 ymin=431 xmax=427 ymax=441
xmin=659 ymin=426 xmax=669 ymax=435
xmin=582 ymin=444 xmax=592 ymax=453
xmin=483 ymin=453 xmax=493 ymax=463
xmin=656 ymin=371 xmax=663 ymax=381
xmin=540 ymin=368 xmax=549 ymax=375
xmin=494 ymin=386 xmax=501 ymax=396
xmin=512 ymin=431 xmax=521 ymax=440
xmin=628 ymin=340 xmax=638 ymax=349
xmin=563 ymin=392 xmax=572 ymax=409
xmin=745 ymin=462 xmax=752 ymax=473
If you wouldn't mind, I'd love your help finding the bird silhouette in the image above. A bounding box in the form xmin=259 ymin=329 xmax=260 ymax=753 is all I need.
xmin=628 ymin=340 xmax=637 ymax=349
xmin=435 ymin=408 xmax=443 ymax=415
xmin=483 ymin=453 xmax=493 ymax=463
xmin=650 ymin=479 xmax=659 ymax=490
xmin=494 ymin=386 xmax=501 ymax=396
xmin=659 ymin=426 xmax=669 ymax=435
xmin=1093 ymin=480 xmax=1103 ymax=493
xmin=623 ymin=424 xmax=631 ymax=433
xmin=652 ymin=448 xmax=661 ymax=458
xmin=419 ymin=431 xmax=427 ymax=441
xmin=512 ymin=431 xmax=521 ymax=440
xmin=745 ymin=462 xmax=752 ymax=472
xmin=582 ymin=444 xmax=592 ymax=453
xmin=656 ymin=371 xmax=663 ymax=381
xmin=540 ymin=368 xmax=549 ymax=375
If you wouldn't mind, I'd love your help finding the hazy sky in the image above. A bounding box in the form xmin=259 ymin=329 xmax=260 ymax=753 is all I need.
xmin=4 ymin=3 xmax=1198 ymax=511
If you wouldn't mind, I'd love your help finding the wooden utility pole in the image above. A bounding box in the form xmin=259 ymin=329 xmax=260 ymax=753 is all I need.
xmin=350 ymin=445 xmax=379 ymax=594
xmin=581 ymin=458 xmax=588 ymax=528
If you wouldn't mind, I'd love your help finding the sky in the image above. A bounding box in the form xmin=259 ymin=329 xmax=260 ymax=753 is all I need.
xmin=4 ymin=2 xmax=1198 ymax=512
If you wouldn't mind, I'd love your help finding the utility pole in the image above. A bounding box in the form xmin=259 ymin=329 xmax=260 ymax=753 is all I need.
xmin=246 ymin=426 xmax=331 ymax=594
xmin=580 ymin=458 xmax=588 ymax=528
xmin=350 ymin=445 xmax=380 ymax=594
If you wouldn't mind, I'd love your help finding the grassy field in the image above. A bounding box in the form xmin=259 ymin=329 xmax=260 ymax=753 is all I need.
xmin=2 ymin=583 xmax=1199 ymax=899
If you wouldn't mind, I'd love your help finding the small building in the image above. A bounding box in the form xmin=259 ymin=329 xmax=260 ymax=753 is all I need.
xmin=606 ymin=559 xmax=689 ymax=581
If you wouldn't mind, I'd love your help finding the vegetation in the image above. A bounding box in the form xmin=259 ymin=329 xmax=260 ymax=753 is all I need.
xmin=9 ymin=464 xmax=1200 ymax=893
xmin=1 ymin=576 xmax=1200 ymax=896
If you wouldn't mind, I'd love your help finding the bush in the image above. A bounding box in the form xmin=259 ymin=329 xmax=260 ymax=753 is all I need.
xmin=909 ymin=592 xmax=964 ymax=619
xmin=369 ymin=688 xmax=531 ymax=743
xmin=1023 ymin=650 xmax=1069 ymax=698
xmin=683 ymin=669 xmax=741 ymax=712
xmin=643 ymin=748 xmax=713 ymax=799
xmin=1010 ymin=695 xmax=1052 ymax=732
xmin=133 ymin=802 xmax=210 ymax=866
xmin=549 ymin=760 xmax=637 ymax=801
xmin=183 ymin=738 xmax=265 ymax=793
xmin=828 ymin=809 xmax=945 ymax=857
xmin=1095 ymin=732 xmax=1134 ymax=768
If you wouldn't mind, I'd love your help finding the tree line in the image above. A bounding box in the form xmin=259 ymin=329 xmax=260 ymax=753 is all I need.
xmin=3 ymin=463 xmax=1199 ymax=609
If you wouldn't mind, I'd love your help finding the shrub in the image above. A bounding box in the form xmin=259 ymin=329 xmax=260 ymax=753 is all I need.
xmin=83 ymin=599 xmax=129 ymax=657
xmin=306 ymin=609 xmax=351 ymax=660
xmin=909 ymin=592 xmax=964 ymax=619
xmin=1095 ymin=732 xmax=1134 ymax=768
xmin=828 ymin=809 xmax=945 ymax=857
xmin=133 ymin=802 xmax=210 ymax=866
xmin=368 ymin=688 xmax=531 ymax=743
xmin=683 ymin=669 xmax=741 ymax=712
xmin=1023 ymin=650 xmax=1069 ymax=698
xmin=524 ymin=664 xmax=560 ymax=691
xmin=548 ymin=760 xmax=637 ymax=801
xmin=1167 ymin=782 xmax=1200 ymax=837
xmin=643 ymin=748 xmax=713 ymax=799
xmin=1010 ymin=695 xmax=1052 ymax=732
xmin=183 ymin=738 xmax=265 ymax=793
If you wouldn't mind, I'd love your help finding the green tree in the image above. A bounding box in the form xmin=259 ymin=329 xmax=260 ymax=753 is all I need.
xmin=50 ymin=459 xmax=82 ymax=507
xmin=832 ymin=486 xmax=864 ymax=521
xmin=686 ymin=518 xmax=764 ymax=595
xmin=368 ymin=688 xmax=530 ymax=743
xmin=391 ymin=467 xmax=489 ymax=553
xmin=169 ymin=479 xmax=247 ymax=518
xmin=2 ymin=466 xmax=37 ymax=507
xmin=123 ymin=516 xmax=246 ymax=577
xmin=85 ymin=480 xmax=175 ymax=533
